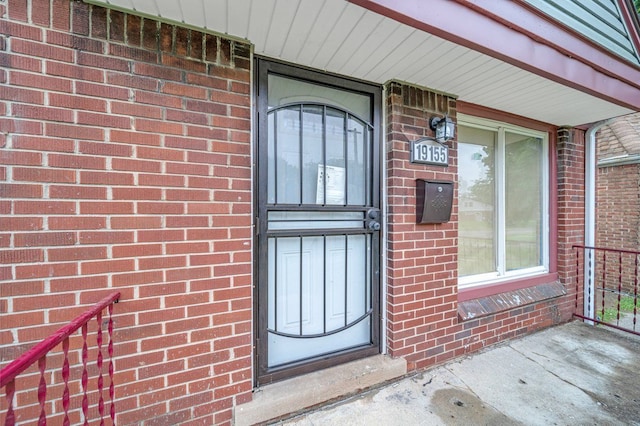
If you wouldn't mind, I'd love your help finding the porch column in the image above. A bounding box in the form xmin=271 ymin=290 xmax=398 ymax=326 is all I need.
xmin=555 ymin=127 xmax=587 ymax=319
xmin=385 ymin=81 xmax=459 ymax=371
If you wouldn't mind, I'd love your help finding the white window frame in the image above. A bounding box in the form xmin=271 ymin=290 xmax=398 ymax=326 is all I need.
xmin=457 ymin=114 xmax=550 ymax=289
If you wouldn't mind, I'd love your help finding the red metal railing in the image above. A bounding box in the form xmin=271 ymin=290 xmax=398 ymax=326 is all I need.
xmin=573 ymin=245 xmax=639 ymax=336
xmin=1 ymin=292 xmax=120 ymax=425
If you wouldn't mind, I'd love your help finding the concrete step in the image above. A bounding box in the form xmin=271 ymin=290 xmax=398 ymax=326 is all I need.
xmin=234 ymin=355 xmax=407 ymax=426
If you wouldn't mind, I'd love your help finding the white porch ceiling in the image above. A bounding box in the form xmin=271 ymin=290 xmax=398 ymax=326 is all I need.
xmin=88 ymin=0 xmax=635 ymax=127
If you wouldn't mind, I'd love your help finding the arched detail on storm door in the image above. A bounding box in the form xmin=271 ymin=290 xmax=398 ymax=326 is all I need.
xmin=255 ymin=62 xmax=381 ymax=384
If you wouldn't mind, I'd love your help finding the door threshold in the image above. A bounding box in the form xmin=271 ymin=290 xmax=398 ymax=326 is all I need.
xmin=234 ymin=355 xmax=407 ymax=425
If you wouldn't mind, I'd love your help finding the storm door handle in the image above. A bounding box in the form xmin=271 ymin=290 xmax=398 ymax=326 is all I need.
xmin=366 ymin=209 xmax=381 ymax=231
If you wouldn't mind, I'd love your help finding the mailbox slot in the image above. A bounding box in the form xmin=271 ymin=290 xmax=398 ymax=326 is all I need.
xmin=416 ymin=179 xmax=453 ymax=224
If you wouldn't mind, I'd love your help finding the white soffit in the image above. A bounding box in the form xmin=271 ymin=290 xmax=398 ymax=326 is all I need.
xmin=89 ymin=0 xmax=634 ymax=126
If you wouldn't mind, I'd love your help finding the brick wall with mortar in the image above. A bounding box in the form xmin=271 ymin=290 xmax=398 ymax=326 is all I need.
xmin=0 ymin=1 xmax=591 ymax=423
xmin=596 ymin=165 xmax=640 ymax=251
xmin=0 ymin=0 xmax=252 ymax=424
xmin=594 ymin=115 xmax=640 ymax=296
xmin=384 ymin=81 xmax=460 ymax=369
xmin=596 ymin=163 xmax=640 ymax=293
xmin=385 ymin=82 xmax=580 ymax=372
xmin=556 ymin=128 xmax=587 ymax=317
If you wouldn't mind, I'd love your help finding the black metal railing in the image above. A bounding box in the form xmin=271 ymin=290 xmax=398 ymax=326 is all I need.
xmin=573 ymin=245 xmax=639 ymax=336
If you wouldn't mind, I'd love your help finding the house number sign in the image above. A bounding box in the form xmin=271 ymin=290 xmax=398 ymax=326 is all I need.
xmin=410 ymin=138 xmax=449 ymax=167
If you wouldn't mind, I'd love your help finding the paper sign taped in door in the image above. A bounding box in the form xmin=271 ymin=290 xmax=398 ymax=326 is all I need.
xmin=316 ymin=164 xmax=345 ymax=205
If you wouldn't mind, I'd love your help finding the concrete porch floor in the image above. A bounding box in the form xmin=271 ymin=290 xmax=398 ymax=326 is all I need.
xmin=272 ymin=321 xmax=640 ymax=425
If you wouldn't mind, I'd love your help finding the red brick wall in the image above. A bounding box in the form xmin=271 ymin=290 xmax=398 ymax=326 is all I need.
xmin=385 ymin=82 xmax=460 ymax=369
xmin=385 ymin=82 xmax=579 ymax=372
xmin=0 ymin=1 xmax=252 ymax=424
xmin=1 ymin=1 xmax=591 ymax=421
xmin=596 ymin=163 xmax=640 ymax=293
xmin=556 ymin=128 xmax=586 ymax=315
xmin=596 ymin=164 xmax=640 ymax=251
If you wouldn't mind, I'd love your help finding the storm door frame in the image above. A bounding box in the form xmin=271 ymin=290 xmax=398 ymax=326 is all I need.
xmin=253 ymin=58 xmax=383 ymax=385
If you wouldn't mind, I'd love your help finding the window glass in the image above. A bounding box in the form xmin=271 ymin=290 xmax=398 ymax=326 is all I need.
xmin=458 ymin=119 xmax=548 ymax=286
xmin=458 ymin=127 xmax=496 ymax=277
xmin=505 ymin=132 xmax=543 ymax=271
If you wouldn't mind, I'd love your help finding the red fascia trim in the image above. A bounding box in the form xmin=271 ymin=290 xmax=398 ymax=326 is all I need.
xmin=619 ymin=0 xmax=640 ymax=58
xmin=475 ymin=0 xmax=640 ymax=85
xmin=457 ymin=101 xmax=555 ymax=133
xmin=458 ymin=273 xmax=560 ymax=302
xmin=349 ymin=0 xmax=640 ymax=111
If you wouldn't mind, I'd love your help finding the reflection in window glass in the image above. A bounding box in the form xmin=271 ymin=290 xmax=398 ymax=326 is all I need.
xmin=505 ymin=133 xmax=542 ymax=271
xmin=324 ymin=108 xmax=346 ymax=205
xmin=268 ymin=74 xmax=371 ymax=121
xmin=458 ymin=120 xmax=548 ymax=286
xmin=274 ymin=107 xmax=302 ymax=204
xmin=267 ymin=74 xmax=373 ymax=208
xmin=458 ymin=127 xmax=496 ymax=277
xmin=302 ymin=106 xmax=324 ymax=205
xmin=347 ymin=118 xmax=367 ymax=206
xmin=268 ymin=113 xmax=276 ymax=204
xmin=268 ymin=104 xmax=372 ymax=207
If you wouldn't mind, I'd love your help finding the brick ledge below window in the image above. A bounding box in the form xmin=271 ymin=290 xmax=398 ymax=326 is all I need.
xmin=458 ymin=281 xmax=566 ymax=321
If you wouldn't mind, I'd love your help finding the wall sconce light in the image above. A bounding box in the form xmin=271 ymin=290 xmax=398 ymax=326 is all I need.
xmin=429 ymin=115 xmax=455 ymax=144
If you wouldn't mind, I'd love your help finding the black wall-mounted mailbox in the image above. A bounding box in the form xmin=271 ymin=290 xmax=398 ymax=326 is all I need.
xmin=416 ymin=179 xmax=454 ymax=224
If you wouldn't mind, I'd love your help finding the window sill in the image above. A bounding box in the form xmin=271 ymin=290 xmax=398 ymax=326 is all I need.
xmin=458 ymin=272 xmax=558 ymax=302
xmin=457 ymin=280 xmax=566 ymax=321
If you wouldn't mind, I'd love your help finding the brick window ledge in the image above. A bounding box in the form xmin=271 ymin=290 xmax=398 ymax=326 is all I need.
xmin=457 ymin=281 xmax=566 ymax=321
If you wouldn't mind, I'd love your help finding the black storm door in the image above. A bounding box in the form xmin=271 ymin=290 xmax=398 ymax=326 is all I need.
xmin=255 ymin=59 xmax=382 ymax=384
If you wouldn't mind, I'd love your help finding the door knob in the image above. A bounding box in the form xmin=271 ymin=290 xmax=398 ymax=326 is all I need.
xmin=367 ymin=209 xmax=380 ymax=220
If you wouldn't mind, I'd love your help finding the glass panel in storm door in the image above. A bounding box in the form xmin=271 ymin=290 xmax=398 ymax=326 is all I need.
xmin=268 ymin=74 xmax=371 ymax=120
xmin=267 ymin=235 xmax=371 ymax=368
xmin=302 ymin=106 xmax=324 ymax=205
xmin=268 ymin=106 xmax=302 ymax=205
xmin=347 ymin=117 xmax=368 ymax=206
xmin=321 ymin=108 xmax=347 ymax=205
xmin=267 ymin=112 xmax=276 ymax=204
xmin=268 ymin=105 xmax=369 ymax=207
